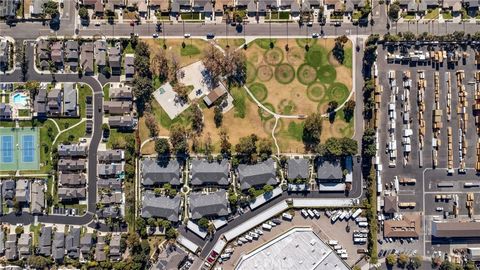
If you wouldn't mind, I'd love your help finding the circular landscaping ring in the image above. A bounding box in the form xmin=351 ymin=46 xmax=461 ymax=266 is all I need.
xmin=257 ymin=65 xmax=274 ymax=82
xmin=249 ymin=82 xmax=268 ymax=102
xmin=307 ymin=82 xmax=325 ymax=102
xmin=286 ymin=47 xmax=305 ymax=66
xmin=278 ymin=99 xmax=297 ymax=115
xmin=246 ymin=62 xmax=257 ymax=84
xmin=326 ymin=82 xmax=350 ymax=104
xmin=306 ymin=46 xmax=326 ymax=68
xmin=264 ymin=47 xmax=284 ymax=66
xmin=258 ymin=103 xmax=275 ymax=121
xmin=263 ymin=118 xmax=283 ymax=134
xmin=297 ymin=64 xmax=318 ymax=85
xmin=317 ymin=65 xmax=337 ymax=84
xmin=274 ymin=63 xmax=295 ymax=84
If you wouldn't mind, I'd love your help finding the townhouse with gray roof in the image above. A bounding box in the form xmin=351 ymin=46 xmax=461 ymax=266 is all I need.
xmin=0 ymin=0 xmax=18 ymax=18
xmin=51 ymin=41 xmax=64 ymax=68
xmin=97 ymin=163 xmax=124 ymax=178
xmin=97 ymin=178 xmax=122 ymax=190
xmin=52 ymin=232 xmax=65 ymax=262
xmin=103 ymin=101 xmax=133 ymax=115
xmin=38 ymin=226 xmax=52 ymax=256
xmin=47 ymin=88 xmax=62 ymax=116
xmin=124 ymin=55 xmax=135 ymax=82
xmin=108 ymin=43 xmax=122 ymax=75
xmin=58 ymin=173 xmax=87 ymax=187
xmin=34 ymin=87 xmax=47 ymax=118
xmin=58 ymin=188 xmax=86 ymax=201
xmin=237 ymin=159 xmax=278 ymax=190
xmin=63 ymin=83 xmax=78 ymax=117
xmin=58 ymin=159 xmax=87 ymax=172
xmin=98 ymin=149 xmax=124 ymax=163
xmin=94 ymin=40 xmax=107 ymax=69
xmin=141 ymin=192 xmax=182 ymax=222
xmin=190 ymin=159 xmax=230 ymax=187
xmin=95 ymin=236 xmax=106 ymax=262
xmin=0 ymin=231 xmax=4 ymax=256
xmin=3 ymin=180 xmax=15 ymax=207
xmin=80 ymin=42 xmax=94 ymax=75
xmin=31 ymin=181 xmax=45 ymax=214
xmin=109 ymin=86 xmax=133 ymax=100
xmin=286 ymin=158 xmax=310 ymax=181
xmin=65 ymin=228 xmax=80 ymax=259
xmin=141 ymin=158 xmax=182 ymax=187
xmin=0 ymin=103 xmax=12 ymax=120
xmin=97 ymin=206 xmax=121 ymax=219
xmin=65 ymin=40 xmax=79 ymax=71
xmin=15 ymin=179 xmax=29 ymax=204
xmin=58 ymin=143 xmax=88 ymax=158
xmin=316 ymin=159 xmax=343 ymax=182
xmin=109 ymin=234 xmax=122 ymax=261
xmin=99 ymin=193 xmax=122 ymax=205
xmin=108 ymin=115 xmax=137 ymax=130
xmin=80 ymin=233 xmax=92 ymax=256
xmin=18 ymin=233 xmax=31 ymax=259
xmin=189 ymin=190 xmax=230 ymax=220
xmin=0 ymin=38 xmax=10 ymax=71
xmin=5 ymin=233 xmax=17 ymax=260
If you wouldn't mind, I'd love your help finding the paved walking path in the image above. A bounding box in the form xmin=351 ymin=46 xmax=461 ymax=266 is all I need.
xmin=52 ymin=118 xmax=87 ymax=145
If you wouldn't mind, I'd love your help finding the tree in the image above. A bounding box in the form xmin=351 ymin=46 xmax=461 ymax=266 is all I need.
xmin=150 ymin=50 xmax=169 ymax=81
xmin=27 ymin=255 xmax=52 ymax=269
xmin=78 ymin=7 xmax=89 ymax=19
xmin=144 ymin=112 xmax=159 ymax=137
xmin=169 ymin=52 xmax=181 ymax=83
xmin=172 ymin=83 xmax=189 ymax=103
xmin=263 ymin=184 xmax=274 ymax=193
xmin=43 ymin=1 xmax=59 ymax=19
xmin=214 ymin=106 xmax=223 ymax=127
xmin=202 ymin=45 xmax=224 ymax=86
xmin=302 ymin=112 xmax=323 ymax=151
xmin=257 ymin=138 xmax=273 ymax=160
xmin=403 ymin=31 xmax=416 ymax=41
xmin=25 ymin=81 xmax=40 ymax=98
xmin=388 ymin=3 xmax=400 ymax=20
xmin=332 ymin=36 xmax=348 ymax=64
xmin=386 ymin=254 xmax=397 ymax=266
xmin=397 ymin=253 xmax=409 ymax=268
xmin=155 ymin=138 xmax=170 ymax=157
xmin=340 ymin=137 xmax=358 ymax=156
xmin=165 ymin=228 xmax=178 ymax=239
xmin=464 ymin=261 xmax=477 ymax=270
xmin=362 ymin=128 xmax=376 ymax=157
xmin=169 ymin=124 xmax=188 ymax=155
xmin=235 ymin=134 xmax=258 ymax=163
xmin=198 ymin=218 xmax=209 ymax=230
xmin=408 ymin=255 xmax=422 ymax=269
xmin=190 ymin=104 xmax=204 ymax=134
xmin=133 ymin=76 xmax=154 ymax=114
xmin=15 ymin=226 xmax=24 ymax=235
xmin=343 ymin=100 xmax=355 ymax=122
xmin=248 ymin=187 xmax=256 ymax=197
xmin=222 ymin=48 xmax=247 ymax=85
xmin=219 ymin=128 xmax=231 ymax=156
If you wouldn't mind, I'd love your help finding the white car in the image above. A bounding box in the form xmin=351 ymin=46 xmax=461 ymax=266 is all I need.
xmin=436 ymin=207 xmax=444 ymax=212
xmin=184 ymin=33 xmax=191 ymax=38
xmin=152 ymin=33 xmax=159 ymax=38
xmin=312 ymin=33 xmax=319 ymax=38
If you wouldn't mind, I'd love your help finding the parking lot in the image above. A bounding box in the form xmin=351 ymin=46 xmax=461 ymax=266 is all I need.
xmin=216 ymin=209 xmax=366 ymax=269
xmin=377 ymin=43 xmax=480 ymax=256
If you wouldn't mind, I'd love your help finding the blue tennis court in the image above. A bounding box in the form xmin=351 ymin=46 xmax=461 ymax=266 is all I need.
xmin=1 ymin=135 xmax=14 ymax=163
xmin=21 ymin=135 xmax=35 ymax=163
xmin=0 ymin=128 xmax=39 ymax=171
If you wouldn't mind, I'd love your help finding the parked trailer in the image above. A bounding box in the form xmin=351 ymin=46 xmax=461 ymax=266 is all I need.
xmin=358 ymin=222 xmax=369 ymax=227
xmin=398 ymin=202 xmax=416 ymax=208
xmin=352 ymin=209 xmax=363 ymax=219
xmin=331 ymin=213 xmax=341 ymax=223
xmin=437 ymin=182 xmax=454 ymax=188
xmin=307 ymin=209 xmax=315 ymax=218
xmin=337 ymin=249 xmax=348 ymax=254
xmin=339 ymin=211 xmax=348 ymax=220
xmin=355 ymin=217 xmax=367 ymax=223
xmin=282 ymin=213 xmax=293 ymax=221
xmin=464 ymin=182 xmax=480 ymax=188
xmin=340 ymin=253 xmax=349 ymax=259
xmin=328 ymin=240 xmax=339 ymax=246
xmin=334 ymin=245 xmax=342 ymax=250
xmin=354 ymin=238 xmax=368 ymax=244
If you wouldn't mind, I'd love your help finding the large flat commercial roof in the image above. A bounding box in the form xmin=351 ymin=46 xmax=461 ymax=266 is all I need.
xmin=432 ymin=221 xmax=480 ymax=238
xmin=235 ymin=228 xmax=349 ymax=270
xmin=292 ymin=198 xmax=357 ymax=208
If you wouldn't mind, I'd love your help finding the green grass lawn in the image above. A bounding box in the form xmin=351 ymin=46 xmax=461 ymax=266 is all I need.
xmin=103 ymin=84 xmax=110 ymax=101
xmin=55 ymin=122 xmax=86 ymax=147
xmin=30 ymin=224 xmax=41 ymax=247
xmin=401 ymin=13 xmax=415 ymax=20
xmin=424 ymin=8 xmax=439 ymax=19
xmin=180 ymin=44 xmax=201 ymax=56
xmin=306 ymin=45 xmax=328 ymax=67
xmin=107 ymin=129 xmax=135 ymax=149
xmin=442 ymin=12 xmax=453 ymax=19
xmin=181 ymin=12 xmax=204 ymax=20
xmin=18 ymin=109 xmax=30 ymax=117
xmin=343 ymin=48 xmax=353 ymax=69
xmin=231 ymin=87 xmax=247 ymax=118
xmin=151 ymin=99 xmax=190 ymax=129
xmin=254 ymin=39 xmax=277 ymax=50
xmin=54 ymin=118 xmax=82 ymax=131
xmin=123 ymin=42 xmax=135 ymax=55
xmin=78 ymin=83 xmax=93 ymax=117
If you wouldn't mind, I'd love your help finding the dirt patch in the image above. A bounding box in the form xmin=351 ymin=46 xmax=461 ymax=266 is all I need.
xmin=141 ymin=141 xmax=156 ymax=155
xmin=286 ymin=47 xmax=305 ymax=66
xmin=144 ymin=38 xmax=209 ymax=68
xmin=328 ymin=51 xmax=342 ymax=67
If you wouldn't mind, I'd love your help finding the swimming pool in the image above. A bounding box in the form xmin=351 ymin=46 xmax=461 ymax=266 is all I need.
xmin=12 ymin=93 xmax=28 ymax=106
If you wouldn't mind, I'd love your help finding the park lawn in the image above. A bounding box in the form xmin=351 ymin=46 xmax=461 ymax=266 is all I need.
xmin=343 ymin=43 xmax=353 ymax=69
xmin=144 ymin=38 xmax=209 ymax=67
xmin=215 ymin=38 xmax=246 ymax=50
xmin=107 ymin=129 xmax=135 ymax=149
xmin=55 ymin=122 xmax=86 ymax=147
xmin=78 ymin=83 xmax=93 ymax=118
xmin=424 ymin=8 xmax=439 ymax=19
xmin=30 ymin=224 xmax=41 ymax=246
xmin=275 ymin=118 xmax=306 ymax=153
xmin=54 ymin=118 xmax=82 ymax=131
xmin=103 ymin=84 xmax=110 ymax=101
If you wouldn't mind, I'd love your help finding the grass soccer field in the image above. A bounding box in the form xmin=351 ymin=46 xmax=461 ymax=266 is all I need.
xmin=0 ymin=127 xmax=40 ymax=171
